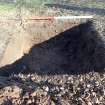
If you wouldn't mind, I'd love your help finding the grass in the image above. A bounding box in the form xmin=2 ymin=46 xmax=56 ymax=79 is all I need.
xmin=59 ymin=0 xmax=105 ymax=9
xmin=0 ymin=0 xmax=105 ymax=21
xmin=0 ymin=0 xmax=105 ymax=11
xmin=0 ymin=2 xmax=15 ymax=12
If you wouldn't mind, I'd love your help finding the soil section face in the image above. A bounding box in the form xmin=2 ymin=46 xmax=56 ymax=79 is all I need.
xmin=0 ymin=20 xmax=78 ymax=67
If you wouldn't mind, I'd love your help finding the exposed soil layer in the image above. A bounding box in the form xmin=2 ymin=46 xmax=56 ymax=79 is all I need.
xmin=0 ymin=20 xmax=105 ymax=76
xmin=0 ymin=20 xmax=78 ymax=67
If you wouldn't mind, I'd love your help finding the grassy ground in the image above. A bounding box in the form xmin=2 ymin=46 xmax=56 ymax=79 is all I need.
xmin=0 ymin=2 xmax=15 ymax=12
xmin=0 ymin=0 xmax=105 ymax=14
xmin=0 ymin=0 xmax=105 ymax=20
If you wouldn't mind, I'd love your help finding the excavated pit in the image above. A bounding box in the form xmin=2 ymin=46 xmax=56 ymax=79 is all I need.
xmin=0 ymin=20 xmax=78 ymax=67
xmin=0 ymin=20 xmax=105 ymax=76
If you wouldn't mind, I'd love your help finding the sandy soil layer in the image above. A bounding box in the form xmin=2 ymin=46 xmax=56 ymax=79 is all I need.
xmin=0 ymin=19 xmax=78 ymax=67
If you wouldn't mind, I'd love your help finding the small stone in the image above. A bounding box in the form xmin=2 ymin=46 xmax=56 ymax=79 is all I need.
xmin=87 ymin=84 xmax=91 ymax=88
xmin=60 ymin=87 xmax=64 ymax=90
xmin=68 ymin=77 xmax=72 ymax=80
xmin=27 ymin=99 xmax=32 ymax=104
xmin=30 ymin=91 xmax=36 ymax=97
xmin=99 ymin=96 xmax=103 ymax=101
xmin=95 ymin=81 xmax=99 ymax=86
xmin=96 ymin=98 xmax=100 ymax=104
xmin=31 ymin=76 xmax=36 ymax=81
xmin=43 ymin=86 xmax=49 ymax=92
xmin=87 ymin=101 xmax=92 ymax=105
xmin=103 ymin=90 xmax=105 ymax=95
xmin=51 ymin=101 xmax=56 ymax=105
xmin=92 ymin=92 xmax=96 ymax=96
xmin=77 ymin=88 xmax=80 ymax=90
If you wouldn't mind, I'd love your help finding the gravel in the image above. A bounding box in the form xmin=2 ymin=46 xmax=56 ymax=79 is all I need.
xmin=0 ymin=72 xmax=105 ymax=105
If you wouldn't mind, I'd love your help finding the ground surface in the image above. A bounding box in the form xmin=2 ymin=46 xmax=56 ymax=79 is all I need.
xmin=0 ymin=72 xmax=105 ymax=105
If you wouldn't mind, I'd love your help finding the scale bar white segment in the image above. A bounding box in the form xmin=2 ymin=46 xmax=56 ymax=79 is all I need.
xmin=54 ymin=16 xmax=93 ymax=20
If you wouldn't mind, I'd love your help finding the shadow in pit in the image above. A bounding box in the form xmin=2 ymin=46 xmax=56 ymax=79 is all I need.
xmin=0 ymin=21 xmax=105 ymax=76
xmin=45 ymin=3 xmax=105 ymax=16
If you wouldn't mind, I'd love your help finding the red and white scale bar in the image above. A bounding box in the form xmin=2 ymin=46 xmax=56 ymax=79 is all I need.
xmin=22 ymin=16 xmax=93 ymax=20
